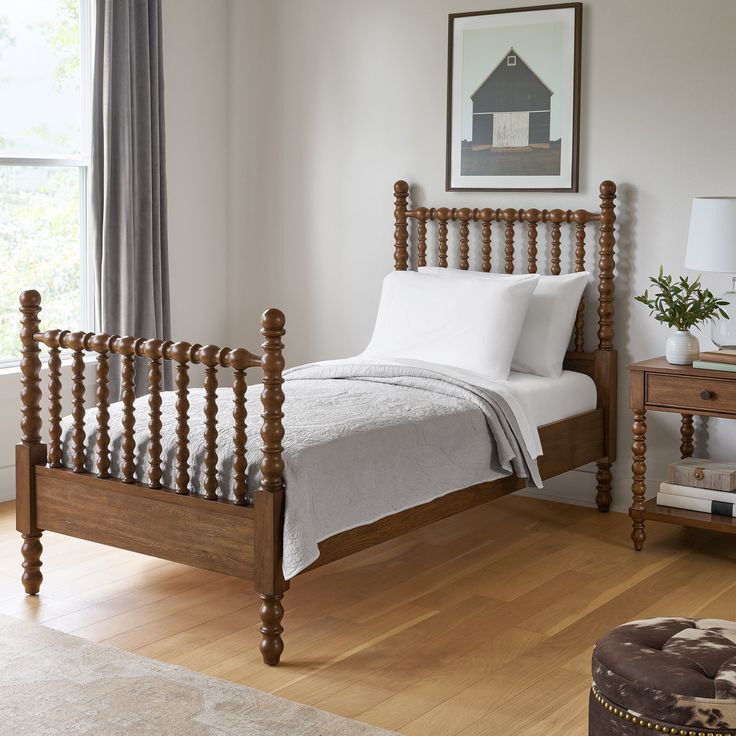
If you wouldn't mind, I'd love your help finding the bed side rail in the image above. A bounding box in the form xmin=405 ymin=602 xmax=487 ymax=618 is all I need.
xmin=18 ymin=290 xmax=286 ymax=506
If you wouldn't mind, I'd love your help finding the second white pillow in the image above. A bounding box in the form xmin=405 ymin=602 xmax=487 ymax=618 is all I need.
xmin=420 ymin=267 xmax=590 ymax=378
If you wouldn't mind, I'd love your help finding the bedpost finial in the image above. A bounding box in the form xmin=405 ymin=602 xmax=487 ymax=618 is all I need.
xmin=394 ymin=180 xmax=409 ymax=196
xmin=599 ymin=180 xmax=616 ymax=198
xmin=261 ymin=308 xmax=286 ymax=335
xmin=20 ymin=290 xmax=42 ymax=309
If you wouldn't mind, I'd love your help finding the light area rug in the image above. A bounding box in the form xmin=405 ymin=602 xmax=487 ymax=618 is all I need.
xmin=0 ymin=613 xmax=398 ymax=736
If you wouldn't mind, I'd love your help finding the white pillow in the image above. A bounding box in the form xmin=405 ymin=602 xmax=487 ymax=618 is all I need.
xmin=420 ymin=267 xmax=590 ymax=378
xmin=361 ymin=270 xmax=539 ymax=380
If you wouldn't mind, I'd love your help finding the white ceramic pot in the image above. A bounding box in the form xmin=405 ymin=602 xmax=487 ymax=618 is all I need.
xmin=665 ymin=330 xmax=700 ymax=365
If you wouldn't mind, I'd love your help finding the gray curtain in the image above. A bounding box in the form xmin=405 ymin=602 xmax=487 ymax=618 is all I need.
xmin=90 ymin=0 xmax=171 ymax=397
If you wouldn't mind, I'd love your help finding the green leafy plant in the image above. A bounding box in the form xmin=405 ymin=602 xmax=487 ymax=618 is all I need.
xmin=635 ymin=267 xmax=730 ymax=331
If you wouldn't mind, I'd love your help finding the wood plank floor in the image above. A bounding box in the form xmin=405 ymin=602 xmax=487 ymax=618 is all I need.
xmin=1 ymin=494 xmax=735 ymax=735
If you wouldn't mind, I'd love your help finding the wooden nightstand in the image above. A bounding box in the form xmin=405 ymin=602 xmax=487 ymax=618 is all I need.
xmin=629 ymin=356 xmax=736 ymax=550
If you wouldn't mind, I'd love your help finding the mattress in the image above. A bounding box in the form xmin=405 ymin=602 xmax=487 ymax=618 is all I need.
xmin=503 ymin=370 xmax=597 ymax=427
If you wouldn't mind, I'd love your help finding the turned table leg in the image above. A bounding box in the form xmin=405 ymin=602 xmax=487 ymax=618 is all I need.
xmin=680 ymin=414 xmax=694 ymax=459
xmin=259 ymin=593 xmax=285 ymax=666
xmin=630 ymin=411 xmax=647 ymax=551
xmin=21 ymin=532 xmax=43 ymax=595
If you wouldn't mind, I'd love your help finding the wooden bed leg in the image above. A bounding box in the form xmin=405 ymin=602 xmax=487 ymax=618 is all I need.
xmin=256 ymin=308 xmax=288 ymax=666
xmin=595 ymin=461 xmax=612 ymax=513
xmin=21 ymin=533 xmax=43 ymax=595
xmin=17 ymin=291 xmax=47 ymax=597
xmin=259 ymin=593 xmax=285 ymax=666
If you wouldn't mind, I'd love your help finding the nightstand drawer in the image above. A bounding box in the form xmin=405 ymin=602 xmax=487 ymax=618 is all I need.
xmin=647 ymin=373 xmax=736 ymax=413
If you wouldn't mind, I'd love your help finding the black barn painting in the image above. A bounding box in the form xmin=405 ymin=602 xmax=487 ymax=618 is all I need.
xmin=471 ymin=48 xmax=552 ymax=150
xmin=446 ymin=4 xmax=581 ymax=191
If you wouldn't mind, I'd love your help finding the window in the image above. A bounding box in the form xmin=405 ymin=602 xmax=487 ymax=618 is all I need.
xmin=507 ymin=54 xmax=517 ymax=66
xmin=0 ymin=0 xmax=92 ymax=365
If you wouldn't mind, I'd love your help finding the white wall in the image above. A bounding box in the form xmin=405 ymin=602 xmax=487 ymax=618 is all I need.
xmin=0 ymin=0 xmax=230 ymax=500
xmin=226 ymin=0 xmax=736 ymax=512
xmin=162 ymin=0 xmax=230 ymax=346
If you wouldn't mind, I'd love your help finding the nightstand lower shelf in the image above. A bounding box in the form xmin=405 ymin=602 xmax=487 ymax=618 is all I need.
xmin=643 ymin=497 xmax=736 ymax=534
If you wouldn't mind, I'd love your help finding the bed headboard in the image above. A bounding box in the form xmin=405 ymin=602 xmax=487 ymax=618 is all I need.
xmin=391 ymin=180 xmax=617 ymax=354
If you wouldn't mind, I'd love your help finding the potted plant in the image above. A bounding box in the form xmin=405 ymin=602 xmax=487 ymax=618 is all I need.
xmin=635 ymin=268 xmax=730 ymax=365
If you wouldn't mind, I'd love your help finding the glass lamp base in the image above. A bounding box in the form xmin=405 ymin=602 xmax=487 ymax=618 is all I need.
xmin=712 ymin=287 xmax=736 ymax=349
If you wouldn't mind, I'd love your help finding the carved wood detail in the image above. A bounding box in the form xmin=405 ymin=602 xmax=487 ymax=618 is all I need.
xmin=597 ymin=181 xmax=617 ymax=350
xmin=46 ymin=329 xmax=66 ymax=467
xmin=170 ymin=341 xmax=192 ymax=495
xmin=503 ymin=210 xmax=515 ymax=273
xmin=526 ymin=210 xmax=540 ymax=273
xmin=259 ymin=593 xmax=285 ymax=666
xmin=19 ymin=290 xmax=42 ymax=445
xmin=200 ymin=344 xmax=220 ymax=501
xmin=436 ymin=208 xmax=450 ymax=268
xmin=229 ymin=348 xmax=250 ymax=506
xmin=631 ymin=411 xmax=647 ymax=551
xmin=416 ymin=208 xmax=428 ymax=268
xmin=680 ymin=414 xmax=694 ymax=459
xmin=393 ymin=180 xmax=409 ymax=271
xmin=21 ymin=532 xmax=43 ymax=595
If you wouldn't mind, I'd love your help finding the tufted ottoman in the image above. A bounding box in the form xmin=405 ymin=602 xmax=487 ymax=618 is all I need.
xmin=590 ymin=618 xmax=736 ymax=736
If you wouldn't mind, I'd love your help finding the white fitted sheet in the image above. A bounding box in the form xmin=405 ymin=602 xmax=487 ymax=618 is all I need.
xmin=503 ymin=370 xmax=598 ymax=427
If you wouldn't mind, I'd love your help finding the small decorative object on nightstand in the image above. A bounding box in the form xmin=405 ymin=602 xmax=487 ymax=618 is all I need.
xmin=629 ymin=357 xmax=736 ymax=550
xmin=635 ymin=268 xmax=729 ymax=365
xmin=685 ymin=196 xmax=736 ymax=348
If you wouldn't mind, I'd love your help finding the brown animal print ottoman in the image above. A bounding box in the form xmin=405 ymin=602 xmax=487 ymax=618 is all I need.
xmin=590 ymin=618 xmax=736 ymax=736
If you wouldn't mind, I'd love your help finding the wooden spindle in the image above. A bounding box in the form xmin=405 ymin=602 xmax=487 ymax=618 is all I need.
xmin=457 ymin=208 xmax=471 ymax=270
xmin=144 ymin=339 xmax=165 ymax=489
xmin=91 ymin=334 xmax=113 ymax=478
xmin=436 ymin=208 xmax=450 ymax=268
xmin=480 ymin=211 xmax=492 ymax=272
xmin=597 ymin=181 xmax=617 ymax=350
xmin=256 ymin=308 xmax=287 ymax=666
xmin=526 ymin=210 xmax=540 ymax=274
xmin=229 ymin=347 xmax=250 ymax=506
xmin=18 ymin=292 xmax=46 ymax=595
xmin=199 ymin=344 xmax=220 ymax=501
xmin=116 ymin=336 xmax=139 ymax=483
xmin=550 ymin=215 xmax=562 ymax=275
xmin=45 ymin=329 xmax=66 ymax=467
xmin=170 ymin=341 xmax=192 ymax=495
xmin=393 ymin=180 xmax=409 ymax=271
xmin=19 ymin=291 xmax=42 ymax=446
xmin=67 ymin=331 xmax=89 ymax=473
xmin=574 ymin=214 xmax=587 ymax=352
xmin=416 ymin=207 xmax=428 ymax=268
xmin=503 ymin=210 xmax=515 ymax=274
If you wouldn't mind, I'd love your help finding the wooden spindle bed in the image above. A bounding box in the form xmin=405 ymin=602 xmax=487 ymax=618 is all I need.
xmin=16 ymin=179 xmax=618 ymax=666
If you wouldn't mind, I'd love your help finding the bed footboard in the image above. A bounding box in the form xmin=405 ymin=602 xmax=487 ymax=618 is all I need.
xmin=15 ymin=291 xmax=289 ymax=664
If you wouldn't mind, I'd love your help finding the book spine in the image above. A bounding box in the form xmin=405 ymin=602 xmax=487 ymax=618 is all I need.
xmin=660 ymin=482 xmax=736 ymax=503
xmin=699 ymin=353 xmax=736 ymax=365
xmin=657 ymin=492 xmax=736 ymax=517
xmin=692 ymin=360 xmax=736 ymax=372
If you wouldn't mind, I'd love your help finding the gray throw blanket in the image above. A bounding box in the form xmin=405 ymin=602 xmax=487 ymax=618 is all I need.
xmin=60 ymin=362 xmax=541 ymax=578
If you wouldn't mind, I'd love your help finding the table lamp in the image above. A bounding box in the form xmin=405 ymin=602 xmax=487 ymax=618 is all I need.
xmin=684 ymin=197 xmax=736 ymax=348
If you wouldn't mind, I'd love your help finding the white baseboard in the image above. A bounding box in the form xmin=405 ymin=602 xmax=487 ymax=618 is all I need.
xmin=0 ymin=465 xmax=14 ymax=502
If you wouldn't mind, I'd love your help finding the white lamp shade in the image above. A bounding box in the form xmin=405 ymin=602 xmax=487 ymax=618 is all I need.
xmin=685 ymin=197 xmax=736 ymax=273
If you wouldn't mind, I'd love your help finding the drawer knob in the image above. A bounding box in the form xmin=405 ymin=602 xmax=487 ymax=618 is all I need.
xmin=701 ymin=389 xmax=715 ymax=400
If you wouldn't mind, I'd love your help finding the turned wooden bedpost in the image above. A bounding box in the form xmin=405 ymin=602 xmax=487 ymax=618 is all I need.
xmin=393 ymin=180 xmax=409 ymax=271
xmin=16 ymin=290 xmax=46 ymax=595
xmin=255 ymin=308 xmax=288 ymax=666
xmin=595 ymin=180 xmax=618 ymax=513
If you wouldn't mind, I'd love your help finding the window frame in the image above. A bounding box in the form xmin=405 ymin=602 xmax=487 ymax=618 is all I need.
xmin=0 ymin=0 xmax=94 ymax=369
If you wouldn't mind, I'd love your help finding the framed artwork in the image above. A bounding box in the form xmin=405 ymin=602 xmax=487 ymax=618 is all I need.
xmin=446 ymin=3 xmax=582 ymax=192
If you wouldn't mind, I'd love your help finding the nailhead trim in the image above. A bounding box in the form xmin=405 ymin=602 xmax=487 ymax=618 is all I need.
xmin=591 ymin=685 xmax=729 ymax=736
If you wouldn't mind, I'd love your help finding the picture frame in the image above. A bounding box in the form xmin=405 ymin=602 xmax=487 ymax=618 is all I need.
xmin=446 ymin=3 xmax=582 ymax=192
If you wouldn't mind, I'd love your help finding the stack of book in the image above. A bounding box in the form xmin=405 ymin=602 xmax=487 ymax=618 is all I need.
xmin=693 ymin=349 xmax=736 ymax=372
xmin=658 ymin=458 xmax=736 ymax=517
